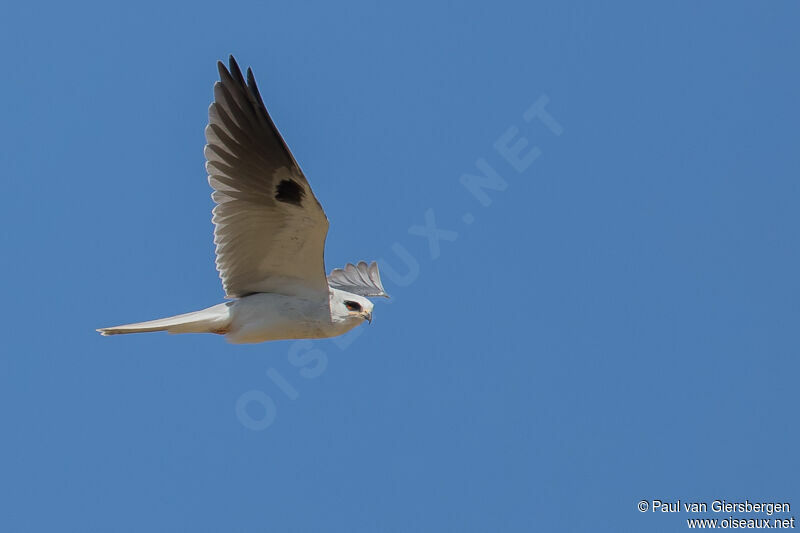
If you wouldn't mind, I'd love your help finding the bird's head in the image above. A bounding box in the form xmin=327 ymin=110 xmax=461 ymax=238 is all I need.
xmin=330 ymin=289 xmax=374 ymax=325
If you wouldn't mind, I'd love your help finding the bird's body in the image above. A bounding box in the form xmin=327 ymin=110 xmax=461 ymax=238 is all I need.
xmin=98 ymin=57 xmax=388 ymax=343
xmin=228 ymin=292 xmax=333 ymax=344
xmin=228 ymin=289 xmax=373 ymax=344
xmin=101 ymin=289 xmax=372 ymax=344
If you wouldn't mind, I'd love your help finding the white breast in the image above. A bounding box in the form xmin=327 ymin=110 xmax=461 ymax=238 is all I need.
xmin=225 ymin=293 xmax=357 ymax=344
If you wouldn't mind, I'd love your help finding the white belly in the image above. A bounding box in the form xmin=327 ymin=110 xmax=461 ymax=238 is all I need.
xmin=225 ymin=293 xmax=357 ymax=344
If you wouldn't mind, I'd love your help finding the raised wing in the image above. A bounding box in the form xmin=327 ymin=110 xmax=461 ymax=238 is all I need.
xmin=327 ymin=262 xmax=390 ymax=298
xmin=206 ymin=56 xmax=330 ymax=299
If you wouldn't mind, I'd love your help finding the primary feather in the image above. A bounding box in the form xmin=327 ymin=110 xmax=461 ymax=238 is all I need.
xmin=327 ymin=262 xmax=390 ymax=298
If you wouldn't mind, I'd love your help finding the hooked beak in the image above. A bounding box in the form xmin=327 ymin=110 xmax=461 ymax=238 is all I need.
xmin=364 ymin=311 xmax=372 ymax=324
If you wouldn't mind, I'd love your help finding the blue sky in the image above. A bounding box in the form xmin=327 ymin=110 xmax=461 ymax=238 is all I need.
xmin=2 ymin=1 xmax=799 ymax=531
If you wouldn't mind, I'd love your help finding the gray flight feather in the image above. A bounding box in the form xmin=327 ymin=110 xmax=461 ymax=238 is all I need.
xmin=327 ymin=262 xmax=390 ymax=298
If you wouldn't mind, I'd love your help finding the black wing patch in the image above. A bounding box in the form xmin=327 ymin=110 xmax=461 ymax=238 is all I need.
xmin=275 ymin=179 xmax=305 ymax=206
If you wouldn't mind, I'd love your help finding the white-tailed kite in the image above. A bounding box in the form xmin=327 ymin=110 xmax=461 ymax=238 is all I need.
xmin=98 ymin=56 xmax=388 ymax=344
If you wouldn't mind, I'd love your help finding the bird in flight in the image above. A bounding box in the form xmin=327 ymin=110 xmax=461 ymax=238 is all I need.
xmin=98 ymin=56 xmax=388 ymax=344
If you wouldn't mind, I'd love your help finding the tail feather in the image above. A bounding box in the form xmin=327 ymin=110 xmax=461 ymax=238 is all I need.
xmin=97 ymin=303 xmax=232 ymax=336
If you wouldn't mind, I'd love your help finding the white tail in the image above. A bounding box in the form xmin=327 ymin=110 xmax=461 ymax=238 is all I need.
xmin=97 ymin=303 xmax=232 ymax=336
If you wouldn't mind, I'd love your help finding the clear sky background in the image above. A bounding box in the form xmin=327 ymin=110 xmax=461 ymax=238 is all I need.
xmin=1 ymin=1 xmax=799 ymax=532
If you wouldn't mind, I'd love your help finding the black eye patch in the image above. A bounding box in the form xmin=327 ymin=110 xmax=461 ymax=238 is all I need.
xmin=344 ymin=301 xmax=362 ymax=312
